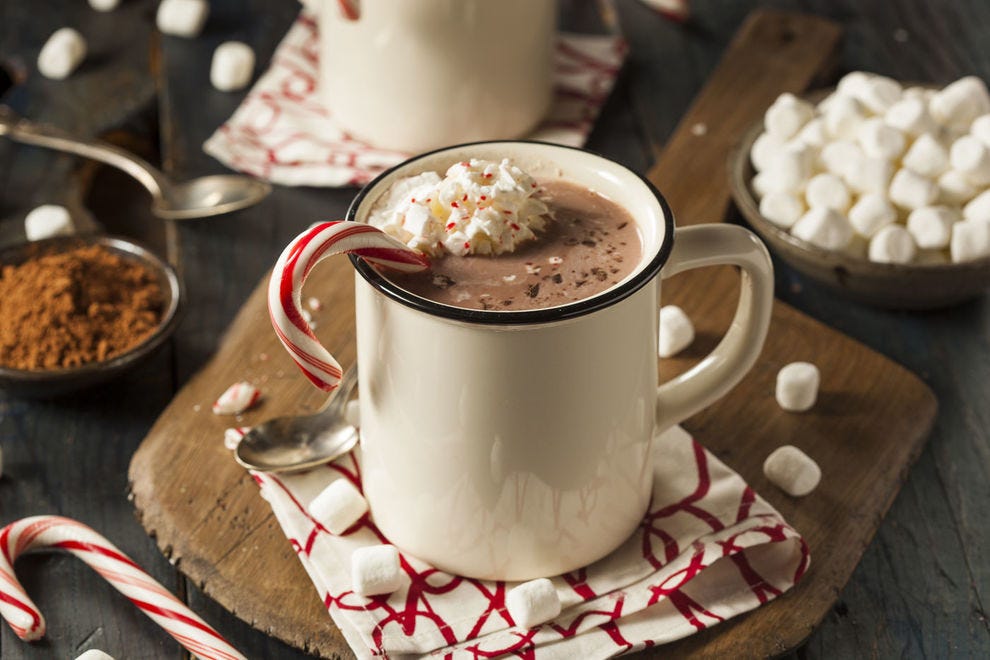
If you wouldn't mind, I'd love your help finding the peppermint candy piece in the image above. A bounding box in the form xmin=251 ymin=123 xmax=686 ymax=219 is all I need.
xmin=212 ymin=382 xmax=261 ymax=415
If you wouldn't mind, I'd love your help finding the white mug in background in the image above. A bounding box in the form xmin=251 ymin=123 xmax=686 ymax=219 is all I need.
xmin=302 ymin=0 xmax=556 ymax=153
xmin=271 ymin=141 xmax=774 ymax=581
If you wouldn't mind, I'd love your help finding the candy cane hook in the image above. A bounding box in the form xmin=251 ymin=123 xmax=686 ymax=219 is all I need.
xmin=0 ymin=516 xmax=245 ymax=660
xmin=269 ymin=220 xmax=430 ymax=391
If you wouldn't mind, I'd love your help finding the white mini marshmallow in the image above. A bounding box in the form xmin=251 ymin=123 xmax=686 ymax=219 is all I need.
xmin=88 ymin=0 xmax=120 ymax=11
xmin=963 ymin=189 xmax=990 ymax=223
xmin=212 ymin=381 xmax=261 ymax=415
xmin=836 ymin=71 xmax=872 ymax=99
xmin=210 ymin=42 xmax=255 ymax=92
xmin=24 ymin=204 xmax=73 ymax=241
xmin=902 ymin=133 xmax=949 ymax=178
xmin=824 ymin=95 xmax=868 ymax=140
xmin=351 ymin=545 xmax=403 ymax=597
xmin=775 ymin=362 xmax=820 ymax=412
xmin=309 ymin=479 xmax=369 ymax=535
xmin=869 ymin=224 xmax=917 ymax=264
xmin=907 ymin=206 xmax=959 ymax=250
xmin=950 ymin=135 xmax=990 ymax=186
xmin=938 ymin=169 xmax=978 ymax=205
xmin=815 ymin=91 xmax=839 ymax=115
xmin=844 ymin=155 xmax=893 ymax=195
xmin=658 ymin=305 xmax=695 ymax=358
xmin=759 ymin=191 xmax=805 ymax=228
xmin=763 ymin=445 xmax=821 ymax=497
xmin=857 ymin=118 xmax=905 ymax=160
xmin=157 ymin=0 xmax=209 ymax=37
xmin=971 ymin=113 xmax=990 ymax=148
xmin=764 ymin=93 xmax=815 ymax=140
xmin=848 ymin=193 xmax=897 ymax=238
xmin=852 ymin=75 xmax=902 ymax=115
xmin=763 ymin=142 xmax=813 ymax=193
xmin=795 ymin=117 xmax=828 ymax=148
xmin=820 ymin=140 xmax=864 ymax=180
xmin=37 ymin=28 xmax=87 ymax=80
xmin=884 ymin=97 xmax=936 ymax=137
xmin=791 ymin=207 xmax=853 ymax=251
xmin=889 ymin=168 xmax=939 ymax=210
xmin=506 ymin=578 xmax=561 ymax=629
xmin=930 ymin=76 xmax=990 ymax=130
xmin=805 ymin=173 xmax=851 ymax=212
xmin=950 ymin=220 xmax=990 ymax=262
xmin=751 ymin=172 xmax=771 ymax=199
xmin=75 ymin=651 xmax=115 ymax=660
xmin=750 ymin=132 xmax=785 ymax=172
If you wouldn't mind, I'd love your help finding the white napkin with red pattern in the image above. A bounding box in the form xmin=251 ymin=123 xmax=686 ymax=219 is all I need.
xmin=203 ymin=11 xmax=628 ymax=188
xmin=250 ymin=426 xmax=809 ymax=658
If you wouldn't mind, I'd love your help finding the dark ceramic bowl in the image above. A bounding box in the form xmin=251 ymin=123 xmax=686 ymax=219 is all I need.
xmin=0 ymin=235 xmax=183 ymax=397
xmin=729 ymin=98 xmax=990 ymax=310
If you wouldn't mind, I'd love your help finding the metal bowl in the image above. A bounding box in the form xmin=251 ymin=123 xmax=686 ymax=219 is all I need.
xmin=0 ymin=235 xmax=183 ymax=397
xmin=728 ymin=97 xmax=990 ymax=310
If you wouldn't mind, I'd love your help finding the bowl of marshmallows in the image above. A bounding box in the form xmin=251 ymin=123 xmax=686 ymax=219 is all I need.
xmin=730 ymin=72 xmax=990 ymax=309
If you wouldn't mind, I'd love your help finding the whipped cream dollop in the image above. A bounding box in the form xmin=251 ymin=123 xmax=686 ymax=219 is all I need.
xmin=368 ymin=159 xmax=551 ymax=256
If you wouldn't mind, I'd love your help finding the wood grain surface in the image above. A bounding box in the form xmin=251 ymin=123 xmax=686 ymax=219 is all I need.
xmin=3 ymin=1 xmax=988 ymax=659
xmin=126 ymin=9 xmax=937 ymax=659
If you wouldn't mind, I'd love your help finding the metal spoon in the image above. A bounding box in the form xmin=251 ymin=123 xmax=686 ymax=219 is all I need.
xmin=0 ymin=106 xmax=271 ymax=221
xmin=235 ymin=368 xmax=360 ymax=473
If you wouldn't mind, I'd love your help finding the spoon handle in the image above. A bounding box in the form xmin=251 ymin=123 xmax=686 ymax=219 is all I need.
xmin=0 ymin=105 xmax=168 ymax=200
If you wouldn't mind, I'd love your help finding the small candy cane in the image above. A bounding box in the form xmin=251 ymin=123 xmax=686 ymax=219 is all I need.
xmin=269 ymin=220 xmax=429 ymax=391
xmin=0 ymin=516 xmax=245 ymax=660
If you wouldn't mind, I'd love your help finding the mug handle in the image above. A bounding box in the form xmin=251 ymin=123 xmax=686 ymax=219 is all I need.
xmin=655 ymin=224 xmax=774 ymax=431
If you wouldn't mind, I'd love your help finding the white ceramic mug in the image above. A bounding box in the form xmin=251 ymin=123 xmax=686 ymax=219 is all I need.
xmin=302 ymin=0 xmax=556 ymax=153
xmin=272 ymin=141 xmax=774 ymax=581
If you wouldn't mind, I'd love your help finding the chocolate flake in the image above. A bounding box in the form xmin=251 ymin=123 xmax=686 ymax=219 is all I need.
xmin=432 ymin=273 xmax=456 ymax=289
xmin=526 ymin=283 xmax=540 ymax=298
xmin=617 ymin=222 xmax=628 ymax=229
xmin=591 ymin=267 xmax=608 ymax=281
xmin=551 ymin=273 xmax=563 ymax=284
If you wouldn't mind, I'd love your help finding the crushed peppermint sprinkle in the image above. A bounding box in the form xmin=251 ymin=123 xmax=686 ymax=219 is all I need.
xmin=224 ymin=427 xmax=249 ymax=450
xmin=548 ymin=256 xmax=564 ymax=265
xmin=367 ymin=158 xmax=552 ymax=257
xmin=213 ymin=381 xmax=261 ymax=415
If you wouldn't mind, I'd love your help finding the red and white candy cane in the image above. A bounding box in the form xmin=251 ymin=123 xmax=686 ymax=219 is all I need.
xmin=0 ymin=516 xmax=244 ymax=660
xmin=269 ymin=220 xmax=430 ymax=391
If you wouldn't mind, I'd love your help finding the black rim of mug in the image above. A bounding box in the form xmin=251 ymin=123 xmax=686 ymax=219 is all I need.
xmin=347 ymin=140 xmax=676 ymax=326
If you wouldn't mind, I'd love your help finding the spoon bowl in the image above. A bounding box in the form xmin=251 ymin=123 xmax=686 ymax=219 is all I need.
xmin=153 ymin=175 xmax=273 ymax=220
xmin=1 ymin=107 xmax=271 ymax=221
xmin=235 ymin=369 xmax=360 ymax=473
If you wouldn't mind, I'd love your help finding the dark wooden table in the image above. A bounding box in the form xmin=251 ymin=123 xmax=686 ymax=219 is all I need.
xmin=1 ymin=0 xmax=987 ymax=658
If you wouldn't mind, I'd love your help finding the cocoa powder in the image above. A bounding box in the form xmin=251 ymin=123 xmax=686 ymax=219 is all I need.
xmin=0 ymin=244 xmax=165 ymax=371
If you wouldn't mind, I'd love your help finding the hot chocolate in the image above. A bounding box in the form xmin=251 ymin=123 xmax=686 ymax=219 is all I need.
xmin=384 ymin=180 xmax=642 ymax=311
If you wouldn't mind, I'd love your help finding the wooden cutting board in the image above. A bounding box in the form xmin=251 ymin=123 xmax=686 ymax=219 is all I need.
xmin=129 ymin=10 xmax=937 ymax=659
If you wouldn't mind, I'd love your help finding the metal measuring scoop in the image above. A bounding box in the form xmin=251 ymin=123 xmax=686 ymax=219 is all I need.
xmin=0 ymin=107 xmax=271 ymax=221
xmin=235 ymin=368 xmax=360 ymax=473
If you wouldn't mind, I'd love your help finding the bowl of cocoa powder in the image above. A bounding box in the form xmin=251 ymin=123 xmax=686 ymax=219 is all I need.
xmin=0 ymin=235 xmax=182 ymax=397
